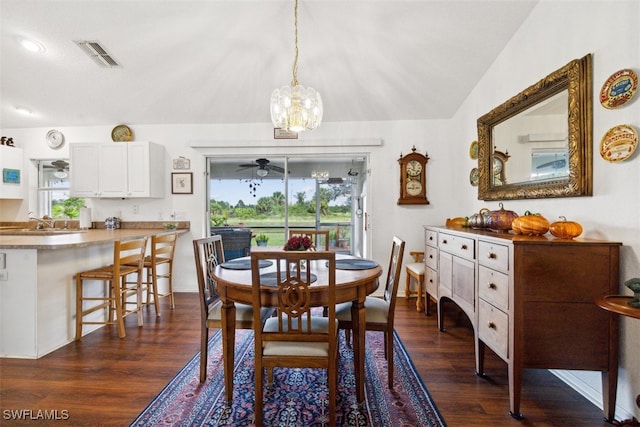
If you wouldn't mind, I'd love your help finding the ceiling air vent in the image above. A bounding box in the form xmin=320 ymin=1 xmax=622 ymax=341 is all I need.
xmin=74 ymin=40 xmax=121 ymax=68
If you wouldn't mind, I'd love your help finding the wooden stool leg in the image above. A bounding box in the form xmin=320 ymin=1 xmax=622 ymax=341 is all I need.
xmin=75 ymin=276 xmax=83 ymax=340
xmin=114 ymin=278 xmax=126 ymax=338
xmin=416 ymin=274 xmax=424 ymax=312
xmin=150 ymin=265 xmax=160 ymax=316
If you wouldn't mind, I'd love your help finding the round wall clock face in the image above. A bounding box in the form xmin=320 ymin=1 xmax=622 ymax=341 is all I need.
xmin=46 ymin=130 xmax=65 ymax=149
xmin=406 ymin=180 xmax=423 ymax=196
xmin=406 ymin=160 xmax=422 ymax=176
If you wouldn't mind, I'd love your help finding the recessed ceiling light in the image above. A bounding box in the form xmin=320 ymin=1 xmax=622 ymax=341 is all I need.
xmin=15 ymin=106 xmax=33 ymax=115
xmin=17 ymin=36 xmax=45 ymax=53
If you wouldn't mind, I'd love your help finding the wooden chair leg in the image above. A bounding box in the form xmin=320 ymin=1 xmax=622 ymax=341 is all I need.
xmin=199 ymin=327 xmax=208 ymax=382
xmin=114 ymin=278 xmax=126 ymax=338
xmin=387 ymin=329 xmax=394 ymax=389
xmin=405 ymin=272 xmax=411 ymax=298
xmin=416 ymin=274 xmax=424 ymax=312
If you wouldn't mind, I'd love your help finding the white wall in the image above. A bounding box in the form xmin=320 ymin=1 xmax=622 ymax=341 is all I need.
xmin=1 ymin=0 xmax=638 ymax=420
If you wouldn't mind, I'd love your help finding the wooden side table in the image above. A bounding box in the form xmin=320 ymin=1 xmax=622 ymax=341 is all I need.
xmin=596 ymin=295 xmax=640 ymax=427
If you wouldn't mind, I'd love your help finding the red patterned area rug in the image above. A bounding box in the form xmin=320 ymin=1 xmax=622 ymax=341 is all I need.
xmin=131 ymin=329 xmax=447 ymax=426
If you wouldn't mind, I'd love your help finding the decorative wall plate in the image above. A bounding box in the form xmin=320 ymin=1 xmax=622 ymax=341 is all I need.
xmin=111 ymin=124 xmax=133 ymax=142
xmin=599 ymin=124 xmax=638 ymax=162
xmin=470 ymin=167 xmax=479 ymax=186
xmin=469 ymin=140 xmax=479 ymax=159
xmin=600 ymin=69 xmax=638 ymax=109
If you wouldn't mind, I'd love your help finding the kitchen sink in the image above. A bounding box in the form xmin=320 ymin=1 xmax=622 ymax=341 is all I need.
xmin=0 ymin=228 xmax=87 ymax=236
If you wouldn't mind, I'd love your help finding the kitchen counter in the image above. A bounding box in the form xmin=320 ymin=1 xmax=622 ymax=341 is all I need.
xmin=0 ymin=224 xmax=189 ymax=359
xmin=0 ymin=228 xmax=187 ymax=249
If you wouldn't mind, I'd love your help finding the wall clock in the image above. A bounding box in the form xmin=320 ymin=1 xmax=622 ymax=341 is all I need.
xmin=46 ymin=130 xmax=65 ymax=150
xmin=493 ymin=149 xmax=509 ymax=186
xmin=398 ymin=146 xmax=429 ymax=205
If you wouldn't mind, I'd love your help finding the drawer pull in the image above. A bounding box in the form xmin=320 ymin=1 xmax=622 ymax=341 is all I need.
xmin=461 ymin=244 xmax=468 ymax=250
xmin=488 ymin=322 xmax=497 ymax=329
xmin=429 ymin=236 xmax=434 ymax=241
xmin=442 ymin=239 xmax=448 ymax=244
xmin=488 ymin=283 xmax=497 ymax=290
xmin=429 ymin=278 xmax=434 ymax=283
xmin=488 ymin=252 xmax=497 ymax=259
xmin=429 ymin=254 xmax=433 ymax=259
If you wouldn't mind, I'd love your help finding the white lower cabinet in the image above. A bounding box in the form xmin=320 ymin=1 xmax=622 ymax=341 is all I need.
xmin=70 ymin=141 xmax=164 ymax=198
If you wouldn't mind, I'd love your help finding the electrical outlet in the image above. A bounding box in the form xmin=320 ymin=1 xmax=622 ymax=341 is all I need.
xmin=0 ymin=270 xmax=7 ymax=281
xmin=132 ymin=205 xmax=139 ymax=214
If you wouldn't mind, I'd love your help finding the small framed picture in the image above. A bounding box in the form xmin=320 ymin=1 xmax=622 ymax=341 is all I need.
xmin=274 ymin=128 xmax=298 ymax=139
xmin=171 ymin=172 xmax=193 ymax=194
xmin=2 ymin=168 xmax=20 ymax=184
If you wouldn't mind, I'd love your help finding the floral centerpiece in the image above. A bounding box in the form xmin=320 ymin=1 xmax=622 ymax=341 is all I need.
xmin=283 ymin=235 xmax=313 ymax=251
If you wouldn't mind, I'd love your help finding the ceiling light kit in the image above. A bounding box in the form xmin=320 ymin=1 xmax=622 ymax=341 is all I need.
xmin=17 ymin=36 xmax=45 ymax=53
xmin=270 ymin=0 xmax=322 ymax=133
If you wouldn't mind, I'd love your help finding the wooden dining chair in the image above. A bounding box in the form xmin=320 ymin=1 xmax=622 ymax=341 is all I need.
xmin=192 ymin=235 xmax=272 ymax=386
xmin=288 ymin=229 xmax=330 ymax=251
xmin=75 ymin=236 xmax=148 ymax=340
xmin=336 ymin=236 xmax=405 ymax=389
xmin=250 ymin=250 xmax=338 ymax=427
xmin=136 ymin=231 xmax=178 ymax=315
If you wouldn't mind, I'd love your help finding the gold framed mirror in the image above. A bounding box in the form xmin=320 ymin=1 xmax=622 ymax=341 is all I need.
xmin=477 ymin=54 xmax=592 ymax=200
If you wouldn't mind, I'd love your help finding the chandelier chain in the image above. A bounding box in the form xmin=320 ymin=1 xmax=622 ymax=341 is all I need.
xmin=291 ymin=0 xmax=299 ymax=87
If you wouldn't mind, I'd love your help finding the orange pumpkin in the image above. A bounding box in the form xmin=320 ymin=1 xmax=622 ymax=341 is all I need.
xmin=549 ymin=216 xmax=583 ymax=239
xmin=511 ymin=211 xmax=549 ymax=236
xmin=446 ymin=217 xmax=468 ymax=227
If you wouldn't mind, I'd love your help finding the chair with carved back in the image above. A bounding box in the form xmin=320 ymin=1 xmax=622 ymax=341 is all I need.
xmin=250 ymin=250 xmax=338 ymax=426
xmin=336 ymin=236 xmax=405 ymax=389
xmin=193 ymin=235 xmax=272 ymax=387
xmin=288 ymin=229 xmax=330 ymax=251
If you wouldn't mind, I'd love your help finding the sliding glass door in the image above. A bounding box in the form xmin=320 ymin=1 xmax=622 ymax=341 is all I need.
xmin=207 ymin=156 xmax=365 ymax=255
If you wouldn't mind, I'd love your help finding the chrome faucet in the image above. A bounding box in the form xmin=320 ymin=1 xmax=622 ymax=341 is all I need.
xmin=28 ymin=212 xmax=56 ymax=229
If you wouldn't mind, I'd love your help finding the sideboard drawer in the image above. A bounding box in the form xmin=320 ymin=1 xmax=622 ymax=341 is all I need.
xmin=439 ymin=233 xmax=475 ymax=261
xmin=478 ymin=240 xmax=509 ymax=272
xmin=478 ymin=265 xmax=509 ymax=310
xmin=478 ymin=299 xmax=508 ymax=359
xmin=425 ymin=266 xmax=437 ymax=297
xmin=425 ymin=229 xmax=438 ymax=247
xmin=424 ymin=245 xmax=438 ymax=270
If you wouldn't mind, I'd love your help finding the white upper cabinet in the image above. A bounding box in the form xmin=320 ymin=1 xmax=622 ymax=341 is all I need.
xmin=70 ymin=141 xmax=164 ymax=198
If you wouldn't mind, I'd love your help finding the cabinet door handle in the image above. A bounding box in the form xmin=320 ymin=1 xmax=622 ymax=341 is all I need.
xmin=488 ymin=252 xmax=497 ymax=259
xmin=429 ymin=278 xmax=434 ymax=284
xmin=488 ymin=283 xmax=497 ymax=290
xmin=488 ymin=322 xmax=497 ymax=329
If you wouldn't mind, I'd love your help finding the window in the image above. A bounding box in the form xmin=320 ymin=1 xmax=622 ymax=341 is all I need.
xmin=34 ymin=159 xmax=84 ymax=218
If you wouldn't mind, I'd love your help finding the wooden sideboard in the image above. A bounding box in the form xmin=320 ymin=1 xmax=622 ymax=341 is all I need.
xmin=424 ymin=225 xmax=621 ymax=421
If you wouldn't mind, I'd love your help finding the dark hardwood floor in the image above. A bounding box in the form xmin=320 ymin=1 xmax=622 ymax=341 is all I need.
xmin=0 ymin=293 xmax=614 ymax=426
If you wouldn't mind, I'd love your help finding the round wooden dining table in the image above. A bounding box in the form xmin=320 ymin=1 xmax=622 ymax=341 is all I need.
xmin=212 ymin=252 xmax=383 ymax=405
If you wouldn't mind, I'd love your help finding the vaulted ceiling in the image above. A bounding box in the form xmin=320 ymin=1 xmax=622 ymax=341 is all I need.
xmin=1 ymin=0 xmax=538 ymax=129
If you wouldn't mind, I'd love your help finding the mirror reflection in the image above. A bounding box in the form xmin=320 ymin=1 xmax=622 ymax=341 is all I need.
xmin=492 ymin=91 xmax=568 ymax=186
xmin=477 ymin=54 xmax=592 ymax=200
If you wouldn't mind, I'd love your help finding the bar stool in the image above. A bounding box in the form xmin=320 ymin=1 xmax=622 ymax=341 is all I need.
xmin=141 ymin=232 xmax=178 ymax=314
xmin=405 ymin=250 xmax=425 ymax=312
xmin=75 ymin=236 xmax=148 ymax=340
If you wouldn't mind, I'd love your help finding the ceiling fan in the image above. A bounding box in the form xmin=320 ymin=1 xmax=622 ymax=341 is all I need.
xmin=43 ymin=160 xmax=69 ymax=178
xmin=237 ymin=158 xmax=285 ymax=177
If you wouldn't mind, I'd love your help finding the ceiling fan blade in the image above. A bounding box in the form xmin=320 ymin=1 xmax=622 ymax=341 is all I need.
xmin=238 ymin=163 xmax=258 ymax=168
xmin=267 ymin=165 xmax=285 ymax=173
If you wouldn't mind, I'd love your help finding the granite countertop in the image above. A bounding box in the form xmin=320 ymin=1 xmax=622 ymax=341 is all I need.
xmin=0 ymin=221 xmax=190 ymax=250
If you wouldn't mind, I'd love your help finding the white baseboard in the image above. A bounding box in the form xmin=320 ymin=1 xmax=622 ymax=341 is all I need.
xmin=550 ymin=369 xmax=635 ymax=421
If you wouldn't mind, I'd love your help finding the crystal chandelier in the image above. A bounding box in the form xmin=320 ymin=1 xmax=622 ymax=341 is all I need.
xmin=270 ymin=0 xmax=322 ymax=132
